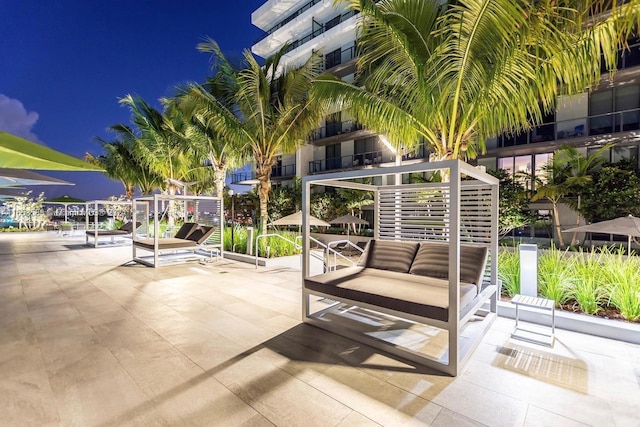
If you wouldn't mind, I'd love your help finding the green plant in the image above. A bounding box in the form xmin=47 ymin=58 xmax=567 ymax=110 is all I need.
xmin=601 ymin=250 xmax=640 ymax=322
xmin=570 ymin=248 xmax=606 ymax=315
xmin=256 ymin=231 xmax=301 ymax=258
xmin=498 ymin=248 xmax=520 ymax=297
xmin=537 ymin=245 xmax=573 ymax=306
xmin=224 ymin=225 xmax=249 ymax=254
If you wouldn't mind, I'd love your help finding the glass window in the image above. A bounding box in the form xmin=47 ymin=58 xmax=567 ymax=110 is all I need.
xmin=590 ymin=90 xmax=614 ymax=134
xmin=616 ymin=85 xmax=640 ymax=131
xmin=612 ymin=146 xmax=638 ymax=163
xmin=497 ymin=157 xmax=513 ymax=175
xmin=477 ymin=157 xmax=496 ymax=171
xmin=534 ymin=153 xmax=553 ymax=185
xmin=587 ymin=147 xmax=610 ymax=164
xmin=514 ymin=155 xmax=533 ymax=190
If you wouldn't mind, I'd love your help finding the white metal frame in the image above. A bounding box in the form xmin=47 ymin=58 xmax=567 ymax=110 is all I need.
xmin=131 ymin=194 xmax=224 ymax=268
xmin=301 ymin=160 xmax=500 ymax=376
xmin=84 ymin=200 xmax=134 ymax=248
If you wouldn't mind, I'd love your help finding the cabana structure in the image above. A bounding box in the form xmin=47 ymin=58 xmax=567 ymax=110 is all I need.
xmin=84 ymin=199 xmax=136 ymax=247
xmin=301 ymin=160 xmax=499 ymax=376
xmin=132 ymin=194 xmax=223 ymax=267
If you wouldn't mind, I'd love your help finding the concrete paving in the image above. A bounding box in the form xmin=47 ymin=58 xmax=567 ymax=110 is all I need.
xmin=0 ymin=232 xmax=638 ymax=426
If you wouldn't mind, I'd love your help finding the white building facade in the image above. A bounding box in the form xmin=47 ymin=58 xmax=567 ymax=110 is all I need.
xmin=249 ymin=0 xmax=640 ymax=242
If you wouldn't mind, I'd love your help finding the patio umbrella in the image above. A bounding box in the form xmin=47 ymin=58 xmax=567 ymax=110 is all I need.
xmin=0 ymin=168 xmax=74 ymax=187
xmin=563 ymin=215 xmax=640 ymax=252
xmin=0 ymin=131 xmax=103 ymax=171
xmin=46 ymin=195 xmax=86 ymax=222
xmin=270 ymin=211 xmax=330 ymax=227
xmin=329 ymin=214 xmax=369 ymax=240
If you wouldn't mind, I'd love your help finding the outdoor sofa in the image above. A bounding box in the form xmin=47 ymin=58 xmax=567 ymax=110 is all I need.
xmin=303 ymin=239 xmax=496 ymax=375
xmin=132 ymin=222 xmax=217 ymax=267
xmin=85 ymin=221 xmax=140 ymax=247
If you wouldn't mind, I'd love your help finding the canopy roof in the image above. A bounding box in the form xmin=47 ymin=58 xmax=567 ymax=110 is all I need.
xmin=271 ymin=211 xmax=330 ymax=227
xmin=564 ymin=215 xmax=640 ymax=237
xmin=329 ymin=214 xmax=369 ymax=226
xmin=0 ymin=168 xmax=74 ymax=187
xmin=0 ymin=131 xmax=102 ymax=171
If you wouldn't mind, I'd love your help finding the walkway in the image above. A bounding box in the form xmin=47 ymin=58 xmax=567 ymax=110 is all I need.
xmin=0 ymin=232 xmax=638 ymax=426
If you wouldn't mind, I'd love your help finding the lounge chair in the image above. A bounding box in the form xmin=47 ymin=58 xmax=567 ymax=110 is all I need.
xmin=85 ymin=221 xmax=141 ymax=247
xmin=132 ymin=222 xmax=218 ymax=267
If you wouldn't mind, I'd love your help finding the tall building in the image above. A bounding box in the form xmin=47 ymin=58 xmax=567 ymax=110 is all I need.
xmin=239 ymin=0 xmax=424 ymax=186
xmin=248 ymin=1 xmax=640 ymax=238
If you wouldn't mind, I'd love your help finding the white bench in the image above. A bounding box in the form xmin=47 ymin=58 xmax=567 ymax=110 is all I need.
xmin=511 ymin=294 xmax=555 ymax=346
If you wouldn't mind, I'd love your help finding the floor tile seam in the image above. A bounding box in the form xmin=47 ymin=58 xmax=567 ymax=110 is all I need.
xmin=458 ymin=364 xmax=616 ymax=421
xmin=525 ymin=402 xmax=594 ymax=427
xmin=304 ymin=370 xmax=448 ymax=426
xmin=275 ymin=330 xmax=452 ymax=412
xmin=335 ymin=409 xmax=382 ymax=427
xmin=443 ymin=373 xmax=534 ymax=410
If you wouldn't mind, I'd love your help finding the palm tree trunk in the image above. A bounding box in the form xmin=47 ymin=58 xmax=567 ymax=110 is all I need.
xmin=214 ymin=168 xmax=226 ymax=198
xmin=552 ymin=201 xmax=565 ymax=249
xmin=570 ymin=195 xmax=581 ymax=247
xmin=256 ymin=164 xmax=272 ymax=233
xmin=124 ymin=183 xmax=135 ymax=200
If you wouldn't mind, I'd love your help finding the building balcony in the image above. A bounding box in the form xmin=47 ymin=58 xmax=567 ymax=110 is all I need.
xmin=310 ymin=120 xmax=363 ymax=141
xmin=492 ymin=107 xmax=640 ymax=152
xmin=231 ymin=164 xmax=296 ymax=184
xmin=308 ymin=146 xmax=427 ymax=174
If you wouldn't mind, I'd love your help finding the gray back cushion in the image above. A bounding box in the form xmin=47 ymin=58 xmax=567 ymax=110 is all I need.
xmin=185 ymin=225 xmax=214 ymax=244
xmin=175 ymin=222 xmax=197 ymax=239
xmin=409 ymin=242 xmax=488 ymax=286
xmin=365 ymin=240 xmax=420 ymax=273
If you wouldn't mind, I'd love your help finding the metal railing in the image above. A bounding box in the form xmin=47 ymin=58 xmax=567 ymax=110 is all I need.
xmin=282 ymin=9 xmax=360 ymax=55
xmin=308 ymin=146 xmax=428 ymax=174
xmin=271 ymin=164 xmax=296 ymax=178
xmin=326 ymin=239 xmax=364 ymax=271
xmin=497 ymin=107 xmax=640 ymax=148
xmin=324 ymin=45 xmax=357 ymax=70
xmin=310 ymin=119 xmax=363 ymax=141
xmin=254 ymin=0 xmax=323 ymax=43
xmin=232 ymin=164 xmax=296 ymax=183
xmin=255 ymin=233 xmax=328 ymax=270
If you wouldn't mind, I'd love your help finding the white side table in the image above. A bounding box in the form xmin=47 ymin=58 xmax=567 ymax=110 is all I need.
xmin=511 ymin=294 xmax=555 ymax=346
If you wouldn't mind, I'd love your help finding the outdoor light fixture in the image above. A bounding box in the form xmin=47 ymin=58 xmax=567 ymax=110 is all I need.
xmin=228 ymin=189 xmax=235 ymax=252
xmin=519 ymin=244 xmax=538 ymax=297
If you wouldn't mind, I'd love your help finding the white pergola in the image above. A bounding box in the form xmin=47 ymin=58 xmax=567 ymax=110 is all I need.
xmin=301 ymin=159 xmax=500 ymax=375
xmin=131 ymin=194 xmax=224 ymax=267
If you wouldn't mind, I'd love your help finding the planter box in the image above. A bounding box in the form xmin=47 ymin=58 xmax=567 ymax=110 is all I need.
xmin=496 ymin=300 xmax=640 ymax=345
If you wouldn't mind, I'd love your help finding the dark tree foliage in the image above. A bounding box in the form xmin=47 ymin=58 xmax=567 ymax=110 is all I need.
xmin=581 ymin=166 xmax=640 ymax=222
xmin=487 ymin=169 xmax=532 ymax=237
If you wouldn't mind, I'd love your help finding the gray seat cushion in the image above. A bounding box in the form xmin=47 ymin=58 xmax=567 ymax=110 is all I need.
xmin=305 ymin=267 xmax=478 ymax=322
xmin=134 ymin=238 xmax=197 ymax=250
xmin=86 ymin=230 xmax=128 ymax=237
xmin=365 ymin=240 xmax=420 ymax=273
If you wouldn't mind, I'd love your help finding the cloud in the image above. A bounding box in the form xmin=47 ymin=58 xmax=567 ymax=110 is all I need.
xmin=0 ymin=94 xmax=42 ymax=143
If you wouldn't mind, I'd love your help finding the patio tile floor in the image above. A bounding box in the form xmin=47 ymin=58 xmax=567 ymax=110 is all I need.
xmin=0 ymin=232 xmax=638 ymax=426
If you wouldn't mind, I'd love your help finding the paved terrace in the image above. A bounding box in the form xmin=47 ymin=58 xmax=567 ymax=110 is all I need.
xmin=0 ymin=232 xmax=638 ymax=426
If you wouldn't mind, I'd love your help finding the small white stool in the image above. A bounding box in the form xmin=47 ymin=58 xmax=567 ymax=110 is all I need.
xmin=511 ymin=294 xmax=555 ymax=346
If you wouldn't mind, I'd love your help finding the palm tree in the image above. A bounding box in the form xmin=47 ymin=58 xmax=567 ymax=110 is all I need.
xmin=86 ymin=129 xmax=162 ymax=199
xmin=191 ymin=39 xmax=324 ymax=231
xmin=313 ymin=0 xmax=639 ymax=164
xmin=532 ymin=158 xmax=570 ymax=248
xmin=119 ymin=95 xmax=195 ymax=196
xmin=555 ymin=144 xmax=612 ymax=246
xmin=179 ymin=73 xmax=248 ymax=198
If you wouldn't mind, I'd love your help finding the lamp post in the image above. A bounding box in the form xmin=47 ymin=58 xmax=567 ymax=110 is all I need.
xmin=228 ymin=189 xmax=235 ymax=252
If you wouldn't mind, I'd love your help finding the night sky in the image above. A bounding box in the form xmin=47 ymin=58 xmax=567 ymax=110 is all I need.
xmin=0 ymin=0 xmax=265 ymax=200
